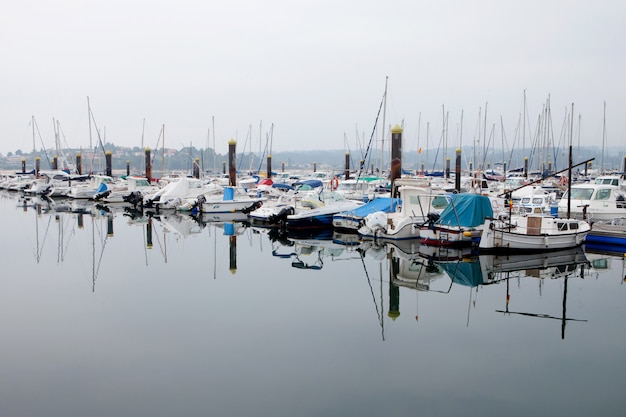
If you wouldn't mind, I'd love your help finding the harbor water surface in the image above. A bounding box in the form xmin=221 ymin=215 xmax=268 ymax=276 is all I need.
xmin=0 ymin=191 xmax=624 ymax=417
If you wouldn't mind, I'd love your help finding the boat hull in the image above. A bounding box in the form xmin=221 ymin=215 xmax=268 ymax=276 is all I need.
xmin=479 ymin=217 xmax=589 ymax=252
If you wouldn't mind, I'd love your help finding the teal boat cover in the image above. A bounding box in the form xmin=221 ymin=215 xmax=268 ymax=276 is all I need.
xmin=435 ymin=193 xmax=493 ymax=227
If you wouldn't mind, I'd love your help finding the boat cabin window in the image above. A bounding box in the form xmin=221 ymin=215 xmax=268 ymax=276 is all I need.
xmin=532 ymin=198 xmax=543 ymax=204
xmin=521 ymin=197 xmax=530 ymax=204
xmin=557 ymin=222 xmax=568 ymax=231
xmin=569 ymin=222 xmax=578 ymax=230
xmin=594 ymin=189 xmax=612 ymax=200
xmin=595 ymin=177 xmax=619 ymax=186
xmin=431 ymin=196 xmax=450 ymax=209
xmin=568 ymin=188 xmax=593 ymax=200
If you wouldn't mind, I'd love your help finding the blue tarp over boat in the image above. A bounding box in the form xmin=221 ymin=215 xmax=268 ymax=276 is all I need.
xmin=436 ymin=193 xmax=493 ymax=227
xmin=338 ymin=197 xmax=400 ymax=218
xmin=294 ymin=179 xmax=323 ymax=190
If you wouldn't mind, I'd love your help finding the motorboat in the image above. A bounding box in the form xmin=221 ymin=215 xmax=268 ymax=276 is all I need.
xmin=479 ymin=214 xmax=590 ymax=252
xmin=557 ymin=176 xmax=626 ymax=222
xmin=358 ymin=184 xmax=449 ymax=240
xmin=419 ymin=193 xmax=493 ymax=246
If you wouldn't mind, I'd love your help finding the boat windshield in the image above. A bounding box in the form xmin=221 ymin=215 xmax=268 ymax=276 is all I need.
xmin=593 ymin=188 xmax=612 ymax=200
xmin=595 ymin=177 xmax=620 ymax=186
xmin=566 ymin=188 xmax=594 ymax=200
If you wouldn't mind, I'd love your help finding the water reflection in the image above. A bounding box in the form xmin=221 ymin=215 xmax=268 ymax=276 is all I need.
xmin=12 ymin=191 xmax=621 ymax=337
xmin=4 ymin=191 xmax=626 ymax=416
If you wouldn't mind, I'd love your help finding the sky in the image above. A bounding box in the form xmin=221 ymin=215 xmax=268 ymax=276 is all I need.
xmin=2 ymin=0 xmax=625 ymax=158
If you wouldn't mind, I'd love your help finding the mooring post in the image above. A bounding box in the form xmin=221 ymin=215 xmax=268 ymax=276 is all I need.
xmin=228 ymin=138 xmax=237 ymax=187
xmin=390 ymin=124 xmax=403 ymax=197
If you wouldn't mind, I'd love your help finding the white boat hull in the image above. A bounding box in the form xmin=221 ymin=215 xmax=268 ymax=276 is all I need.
xmin=479 ymin=216 xmax=590 ymax=252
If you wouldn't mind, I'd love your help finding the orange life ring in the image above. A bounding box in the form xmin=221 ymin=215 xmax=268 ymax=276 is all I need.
xmin=559 ymin=175 xmax=568 ymax=186
xmin=331 ymin=177 xmax=339 ymax=190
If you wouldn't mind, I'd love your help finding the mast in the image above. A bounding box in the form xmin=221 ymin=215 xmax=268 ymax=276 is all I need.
xmin=161 ymin=124 xmax=165 ymax=179
xmin=567 ymin=103 xmax=574 ymax=218
xmin=522 ymin=89 xmax=526 ymax=166
xmin=601 ymin=101 xmax=606 ymax=174
xmin=212 ymin=116 xmax=216 ymax=175
xmin=483 ymin=102 xmax=487 ymax=171
xmin=31 ymin=115 xmax=36 ymax=172
xmin=380 ymin=76 xmax=388 ymax=175
xmin=87 ymin=97 xmax=93 ymax=173
xmin=141 ymin=118 xmax=146 ymax=173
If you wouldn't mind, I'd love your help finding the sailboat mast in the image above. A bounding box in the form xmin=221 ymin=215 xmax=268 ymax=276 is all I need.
xmin=567 ymin=103 xmax=574 ymax=218
xmin=522 ymin=89 xmax=526 ymax=166
xmin=483 ymin=102 xmax=488 ymax=171
xmin=601 ymin=101 xmax=606 ymax=174
xmin=87 ymin=97 xmax=93 ymax=173
xmin=212 ymin=116 xmax=216 ymax=175
xmin=161 ymin=124 xmax=165 ymax=179
xmin=380 ymin=76 xmax=388 ymax=175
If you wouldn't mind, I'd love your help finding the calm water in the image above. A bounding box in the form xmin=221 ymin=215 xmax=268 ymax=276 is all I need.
xmin=1 ymin=191 xmax=625 ymax=417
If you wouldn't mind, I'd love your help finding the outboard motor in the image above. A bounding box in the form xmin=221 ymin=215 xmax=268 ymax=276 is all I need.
xmin=426 ymin=212 xmax=440 ymax=223
xmin=242 ymin=200 xmax=263 ymax=214
xmin=92 ymin=189 xmax=112 ymax=201
xmin=268 ymin=206 xmax=295 ymax=224
xmin=124 ymin=191 xmax=144 ymax=207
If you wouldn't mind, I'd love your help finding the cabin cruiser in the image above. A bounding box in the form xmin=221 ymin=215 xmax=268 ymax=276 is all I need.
xmin=557 ymin=180 xmax=626 ymax=222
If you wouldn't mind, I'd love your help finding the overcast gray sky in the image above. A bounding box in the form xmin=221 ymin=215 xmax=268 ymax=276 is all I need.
xmin=2 ymin=0 xmax=625 ymax=157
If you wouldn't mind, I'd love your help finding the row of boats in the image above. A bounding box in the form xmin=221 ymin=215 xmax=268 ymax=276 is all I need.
xmin=4 ymin=168 xmax=626 ymax=253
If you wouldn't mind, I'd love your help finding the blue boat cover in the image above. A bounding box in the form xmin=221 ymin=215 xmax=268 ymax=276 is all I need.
xmin=294 ymin=179 xmax=323 ymax=190
xmin=339 ymin=197 xmax=400 ymax=218
xmin=96 ymin=182 xmax=108 ymax=193
xmin=440 ymin=259 xmax=484 ymax=287
xmin=436 ymin=193 xmax=493 ymax=227
xmin=272 ymin=183 xmax=294 ymax=191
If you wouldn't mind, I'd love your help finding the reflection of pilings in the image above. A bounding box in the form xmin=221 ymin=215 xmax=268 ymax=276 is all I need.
xmin=145 ymin=148 xmax=152 ymax=181
xmin=107 ymin=217 xmax=114 ymax=237
xmin=76 ymin=153 xmax=82 ymax=175
xmin=105 ymin=151 xmax=112 ymax=177
xmin=229 ymin=236 xmax=237 ymax=274
xmin=390 ymin=124 xmax=403 ymax=197
xmin=228 ymin=139 xmax=237 ymax=186
xmin=146 ymin=218 xmax=153 ymax=249
xmin=389 ymin=255 xmax=400 ymax=320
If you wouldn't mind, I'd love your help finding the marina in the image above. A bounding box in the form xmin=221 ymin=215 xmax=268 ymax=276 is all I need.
xmin=1 ymin=185 xmax=625 ymax=416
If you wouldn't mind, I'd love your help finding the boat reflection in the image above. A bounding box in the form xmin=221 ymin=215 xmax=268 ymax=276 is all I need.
xmin=384 ymin=243 xmax=592 ymax=338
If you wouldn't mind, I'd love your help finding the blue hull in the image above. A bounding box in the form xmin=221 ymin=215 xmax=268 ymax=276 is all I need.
xmin=585 ymin=234 xmax=626 ymax=246
xmin=286 ymin=214 xmax=334 ymax=230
